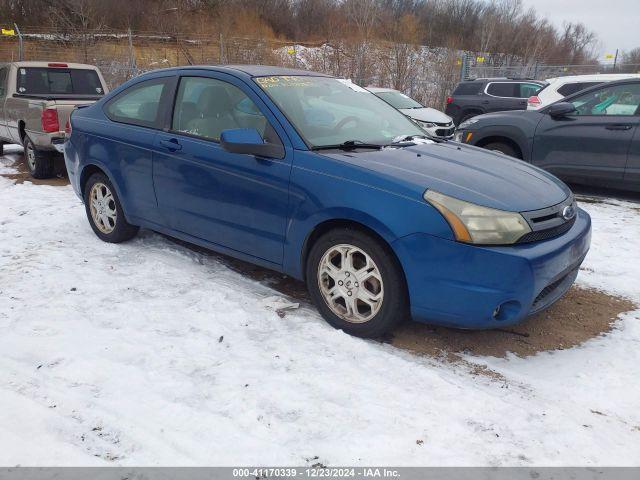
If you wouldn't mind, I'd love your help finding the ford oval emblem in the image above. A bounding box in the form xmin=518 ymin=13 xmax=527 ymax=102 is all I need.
xmin=562 ymin=204 xmax=576 ymax=221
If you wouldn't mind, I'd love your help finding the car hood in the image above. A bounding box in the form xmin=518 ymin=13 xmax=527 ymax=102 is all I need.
xmin=465 ymin=109 xmax=542 ymax=126
xmin=321 ymin=141 xmax=570 ymax=212
xmin=400 ymin=107 xmax=452 ymax=124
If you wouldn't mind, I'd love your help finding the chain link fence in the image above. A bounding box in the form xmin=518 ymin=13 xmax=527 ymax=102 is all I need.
xmin=0 ymin=26 xmax=463 ymax=108
xmin=461 ymin=53 xmax=640 ymax=81
xmin=3 ymin=27 xmax=635 ymax=110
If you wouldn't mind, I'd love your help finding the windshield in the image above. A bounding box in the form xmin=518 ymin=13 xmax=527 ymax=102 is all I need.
xmin=16 ymin=67 xmax=104 ymax=96
xmin=374 ymin=90 xmax=423 ymax=109
xmin=254 ymin=76 xmax=424 ymax=148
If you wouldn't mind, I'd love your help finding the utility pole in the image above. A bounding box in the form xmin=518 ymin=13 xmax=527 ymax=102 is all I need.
xmin=613 ymin=49 xmax=619 ymax=72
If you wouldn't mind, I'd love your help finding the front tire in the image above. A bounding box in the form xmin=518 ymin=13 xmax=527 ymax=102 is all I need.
xmin=84 ymin=173 xmax=139 ymax=243
xmin=306 ymin=228 xmax=409 ymax=338
xmin=23 ymin=135 xmax=54 ymax=179
xmin=482 ymin=141 xmax=521 ymax=159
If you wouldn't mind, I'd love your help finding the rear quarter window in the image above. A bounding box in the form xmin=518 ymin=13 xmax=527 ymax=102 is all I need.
xmin=105 ymin=78 xmax=170 ymax=129
xmin=519 ymin=83 xmax=544 ymax=97
xmin=453 ymin=83 xmax=482 ymax=95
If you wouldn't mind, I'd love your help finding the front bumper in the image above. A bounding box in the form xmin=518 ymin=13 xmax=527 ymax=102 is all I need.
xmin=423 ymin=124 xmax=455 ymax=140
xmin=392 ymin=207 xmax=591 ymax=329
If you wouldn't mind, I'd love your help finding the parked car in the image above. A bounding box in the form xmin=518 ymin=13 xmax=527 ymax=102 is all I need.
xmin=0 ymin=61 xmax=108 ymax=178
xmin=65 ymin=65 xmax=591 ymax=338
xmin=527 ymin=73 xmax=640 ymax=110
xmin=454 ymin=78 xmax=640 ymax=192
xmin=445 ymin=78 xmax=546 ymax=125
xmin=367 ymin=87 xmax=455 ymax=139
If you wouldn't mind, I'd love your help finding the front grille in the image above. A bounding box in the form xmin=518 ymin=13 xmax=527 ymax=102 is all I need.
xmin=435 ymin=127 xmax=455 ymax=137
xmin=531 ymin=266 xmax=584 ymax=312
xmin=532 ymin=272 xmax=571 ymax=309
xmin=517 ymin=196 xmax=577 ymax=244
xmin=517 ymin=217 xmax=576 ymax=243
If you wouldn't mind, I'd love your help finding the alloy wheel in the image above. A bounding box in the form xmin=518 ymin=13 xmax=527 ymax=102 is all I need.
xmin=317 ymin=244 xmax=384 ymax=323
xmin=89 ymin=182 xmax=117 ymax=234
xmin=26 ymin=143 xmax=36 ymax=172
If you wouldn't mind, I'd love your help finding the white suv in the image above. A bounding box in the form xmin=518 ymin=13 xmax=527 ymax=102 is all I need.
xmin=527 ymin=73 xmax=640 ymax=110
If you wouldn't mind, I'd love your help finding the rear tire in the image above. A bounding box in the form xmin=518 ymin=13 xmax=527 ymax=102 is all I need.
xmin=306 ymin=227 xmax=409 ymax=338
xmin=23 ymin=136 xmax=55 ymax=179
xmin=84 ymin=173 xmax=139 ymax=243
xmin=482 ymin=141 xmax=520 ymax=159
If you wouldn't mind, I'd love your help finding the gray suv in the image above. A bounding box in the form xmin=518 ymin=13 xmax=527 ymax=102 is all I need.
xmin=454 ymin=79 xmax=640 ymax=192
xmin=445 ymin=78 xmax=546 ymax=125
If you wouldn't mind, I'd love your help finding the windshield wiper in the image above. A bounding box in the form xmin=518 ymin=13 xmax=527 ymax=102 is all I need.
xmin=311 ymin=140 xmax=384 ymax=151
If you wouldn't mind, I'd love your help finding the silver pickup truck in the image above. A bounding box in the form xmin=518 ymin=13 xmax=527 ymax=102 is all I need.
xmin=0 ymin=61 xmax=108 ymax=178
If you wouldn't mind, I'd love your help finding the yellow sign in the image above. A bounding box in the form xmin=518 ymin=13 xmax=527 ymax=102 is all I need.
xmin=287 ymin=47 xmax=295 ymax=55
xmin=1 ymin=28 xmax=15 ymax=36
xmin=476 ymin=56 xmax=485 ymax=63
xmin=605 ymin=53 xmax=614 ymax=59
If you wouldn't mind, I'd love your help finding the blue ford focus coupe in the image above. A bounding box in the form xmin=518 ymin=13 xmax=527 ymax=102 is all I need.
xmin=64 ymin=65 xmax=591 ymax=338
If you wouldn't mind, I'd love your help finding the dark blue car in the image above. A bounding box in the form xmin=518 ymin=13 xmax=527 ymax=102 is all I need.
xmin=64 ymin=65 xmax=591 ymax=338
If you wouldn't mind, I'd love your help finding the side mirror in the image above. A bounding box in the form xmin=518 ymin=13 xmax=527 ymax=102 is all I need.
xmin=220 ymin=128 xmax=284 ymax=159
xmin=547 ymin=102 xmax=576 ymax=118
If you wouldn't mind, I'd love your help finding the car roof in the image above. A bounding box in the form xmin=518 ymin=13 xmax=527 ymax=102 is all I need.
xmin=464 ymin=77 xmax=545 ymax=83
xmin=4 ymin=60 xmax=101 ymax=70
xmin=366 ymin=86 xmax=397 ymax=93
xmin=224 ymin=64 xmax=333 ymax=77
xmin=150 ymin=64 xmax=332 ymax=78
xmin=545 ymin=73 xmax=640 ymax=84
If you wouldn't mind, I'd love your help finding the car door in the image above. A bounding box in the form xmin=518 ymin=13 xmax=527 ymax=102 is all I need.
xmin=99 ymin=74 xmax=176 ymax=225
xmin=152 ymin=72 xmax=292 ymax=266
xmin=623 ymin=118 xmax=640 ymax=189
xmin=484 ymin=82 xmax=529 ymax=112
xmin=532 ymin=82 xmax=640 ymax=186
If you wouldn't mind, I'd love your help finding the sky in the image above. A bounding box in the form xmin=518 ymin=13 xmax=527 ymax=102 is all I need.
xmin=517 ymin=0 xmax=638 ymax=60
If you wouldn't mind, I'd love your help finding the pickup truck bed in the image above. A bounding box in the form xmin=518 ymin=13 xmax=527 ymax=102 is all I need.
xmin=0 ymin=61 xmax=108 ymax=178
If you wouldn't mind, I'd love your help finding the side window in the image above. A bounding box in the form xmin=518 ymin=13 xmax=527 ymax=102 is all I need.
xmin=519 ymin=83 xmax=543 ymax=98
xmin=569 ymin=83 xmax=640 ymax=116
xmin=557 ymin=83 xmax=580 ymax=97
xmin=172 ymin=76 xmax=272 ymax=143
xmin=558 ymin=82 xmax=603 ymax=97
xmin=0 ymin=66 xmax=7 ymax=97
xmin=453 ymin=83 xmax=482 ymax=95
xmin=486 ymin=82 xmax=517 ymax=97
xmin=105 ymin=78 xmax=169 ymax=128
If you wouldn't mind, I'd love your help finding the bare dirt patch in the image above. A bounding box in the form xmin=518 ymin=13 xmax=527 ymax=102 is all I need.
xmin=0 ymin=150 xmax=68 ymax=186
xmin=200 ymin=245 xmax=636 ymax=360
xmin=388 ymin=286 xmax=635 ymax=359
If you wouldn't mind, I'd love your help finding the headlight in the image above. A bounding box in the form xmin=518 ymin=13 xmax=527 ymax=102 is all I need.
xmin=458 ymin=117 xmax=480 ymax=129
xmin=416 ymin=120 xmax=436 ymax=129
xmin=424 ymin=190 xmax=531 ymax=244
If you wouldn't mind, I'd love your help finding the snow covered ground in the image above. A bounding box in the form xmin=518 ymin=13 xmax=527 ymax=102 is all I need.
xmin=1 ymin=156 xmax=639 ymax=466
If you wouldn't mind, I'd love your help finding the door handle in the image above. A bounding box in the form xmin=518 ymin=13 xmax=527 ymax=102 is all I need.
xmin=159 ymin=138 xmax=182 ymax=151
xmin=605 ymin=125 xmax=632 ymax=131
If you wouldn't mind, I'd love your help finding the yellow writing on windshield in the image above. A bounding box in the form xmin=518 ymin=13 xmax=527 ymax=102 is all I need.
xmin=255 ymin=76 xmax=314 ymax=88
